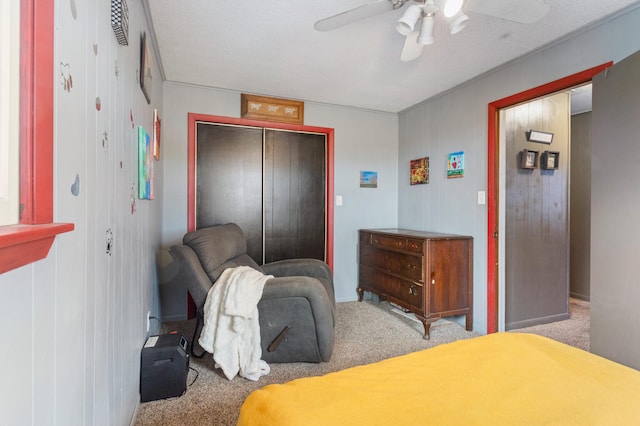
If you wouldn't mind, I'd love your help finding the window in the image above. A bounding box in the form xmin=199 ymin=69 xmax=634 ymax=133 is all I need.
xmin=0 ymin=0 xmax=19 ymax=226
xmin=0 ymin=0 xmax=74 ymax=274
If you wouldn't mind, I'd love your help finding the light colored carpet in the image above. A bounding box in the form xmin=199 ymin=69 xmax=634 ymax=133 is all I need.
xmin=135 ymin=300 xmax=480 ymax=425
xmin=134 ymin=298 xmax=589 ymax=425
xmin=509 ymin=297 xmax=590 ymax=351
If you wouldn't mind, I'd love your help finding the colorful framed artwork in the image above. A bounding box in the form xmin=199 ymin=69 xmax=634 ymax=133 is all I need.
xmin=153 ymin=109 xmax=161 ymax=160
xmin=138 ymin=126 xmax=154 ymax=199
xmin=360 ymin=171 xmax=378 ymax=188
xmin=447 ymin=151 xmax=464 ymax=178
xmin=410 ymin=157 xmax=429 ymax=185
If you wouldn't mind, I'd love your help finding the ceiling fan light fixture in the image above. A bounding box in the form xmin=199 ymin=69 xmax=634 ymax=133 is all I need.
xmin=417 ymin=14 xmax=435 ymax=45
xmin=396 ymin=4 xmax=423 ymax=36
xmin=447 ymin=11 xmax=469 ymax=34
xmin=443 ymin=0 xmax=464 ymax=18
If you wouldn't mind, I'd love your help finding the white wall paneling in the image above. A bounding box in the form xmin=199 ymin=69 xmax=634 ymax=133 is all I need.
xmin=397 ymin=6 xmax=640 ymax=334
xmin=0 ymin=0 xmax=164 ymax=424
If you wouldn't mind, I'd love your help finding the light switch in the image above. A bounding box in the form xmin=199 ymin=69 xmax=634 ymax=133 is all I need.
xmin=477 ymin=191 xmax=486 ymax=205
xmin=336 ymin=195 xmax=343 ymax=206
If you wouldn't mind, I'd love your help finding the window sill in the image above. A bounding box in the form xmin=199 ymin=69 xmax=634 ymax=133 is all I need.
xmin=0 ymin=223 xmax=74 ymax=274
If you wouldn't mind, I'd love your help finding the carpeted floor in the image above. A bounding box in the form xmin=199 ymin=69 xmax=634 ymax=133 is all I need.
xmin=509 ymin=297 xmax=590 ymax=351
xmin=134 ymin=298 xmax=589 ymax=426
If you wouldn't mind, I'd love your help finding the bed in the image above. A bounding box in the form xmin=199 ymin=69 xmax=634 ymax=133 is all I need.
xmin=238 ymin=333 xmax=640 ymax=425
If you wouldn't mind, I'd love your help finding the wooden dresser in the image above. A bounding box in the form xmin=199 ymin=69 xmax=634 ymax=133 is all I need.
xmin=358 ymin=229 xmax=473 ymax=339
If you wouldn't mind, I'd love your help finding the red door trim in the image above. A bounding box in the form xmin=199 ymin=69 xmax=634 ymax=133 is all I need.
xmin=186 ymin=113 xmax=335 ymax=271
xmin=486 ymin=62 xmax=613 ymax=333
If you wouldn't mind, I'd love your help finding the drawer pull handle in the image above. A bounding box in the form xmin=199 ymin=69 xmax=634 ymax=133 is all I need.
xmin=431 ymin=271 xmax=436 ymax=285
xmin=407 ymin=264 xmax=416 ymax=269
xmin=409 ymin=285 xmax=417 ymax=296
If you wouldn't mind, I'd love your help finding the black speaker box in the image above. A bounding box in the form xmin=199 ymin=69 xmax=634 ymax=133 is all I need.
xmin=140 ymin=333 xmax=190 ymax=402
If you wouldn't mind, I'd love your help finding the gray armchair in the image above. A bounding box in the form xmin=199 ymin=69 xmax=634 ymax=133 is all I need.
xmin=169 ymin=223 xmax=335 ymax=363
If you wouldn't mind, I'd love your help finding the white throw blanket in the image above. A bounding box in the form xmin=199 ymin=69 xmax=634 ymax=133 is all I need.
xmin=198 ymin=266 xmax=273 ymax=381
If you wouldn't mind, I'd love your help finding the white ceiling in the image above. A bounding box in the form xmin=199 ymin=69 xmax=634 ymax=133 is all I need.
xmin=145 ymin=0 xmax=640 ymax=113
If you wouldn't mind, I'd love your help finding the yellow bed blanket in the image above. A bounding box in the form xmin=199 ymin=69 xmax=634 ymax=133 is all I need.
xmin=238 ymin=333 xmax=640 ymax=425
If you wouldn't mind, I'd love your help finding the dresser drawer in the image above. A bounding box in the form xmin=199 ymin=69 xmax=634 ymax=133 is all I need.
xmin=360 ymin=231 xmax=372 ymax=245
xmin=359 ymin=244 xmax=423 ymax=282
xmin=369 ymin=233 xmax=424 ymax=254
xmin=359 ymin=265 xmax=423 ymax=311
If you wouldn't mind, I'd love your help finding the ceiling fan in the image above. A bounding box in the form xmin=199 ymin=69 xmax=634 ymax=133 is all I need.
xmin=314 ymin=0 xmax=550 ymax=61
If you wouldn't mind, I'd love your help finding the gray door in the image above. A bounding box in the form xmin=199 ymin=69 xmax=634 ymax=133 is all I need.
xmin=590 ymin=50 xmax=640 ymax=370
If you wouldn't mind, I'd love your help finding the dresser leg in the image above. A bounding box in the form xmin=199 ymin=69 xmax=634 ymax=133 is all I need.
xmin=357 ymin=287 xmax=364 ymax=302
xmin=421 ymin=321 xmax=431 ymax=340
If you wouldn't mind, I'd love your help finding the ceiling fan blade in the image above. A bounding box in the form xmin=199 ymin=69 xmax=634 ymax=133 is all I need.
xmin=465 ymin=0 xmax=550 ymax=24
xmin=314 ymin=0 xmax=396 ymax=32
xmin=400 ymin=31 xmax=423 ymax=61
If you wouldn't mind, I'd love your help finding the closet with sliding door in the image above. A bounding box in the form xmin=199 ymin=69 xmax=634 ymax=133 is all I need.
xmin=195 ymin=121 xmax=328 ymax=265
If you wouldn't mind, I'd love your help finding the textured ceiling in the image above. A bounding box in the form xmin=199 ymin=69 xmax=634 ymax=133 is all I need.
xmin=146 ymin=0 xmax=640 ymax=113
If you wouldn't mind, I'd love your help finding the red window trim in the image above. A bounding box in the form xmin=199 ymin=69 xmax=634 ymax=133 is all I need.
xmin=0 ymin=0 xmax=73 ymax=274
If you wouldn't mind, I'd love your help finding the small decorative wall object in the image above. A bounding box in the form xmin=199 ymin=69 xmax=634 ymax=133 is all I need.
xmin=70 ymin=0 xmax=78 ymax=20
xmin=541 ymin=151 xmax=560 ymax=170
xmin=138 ymin=126 xmax=154 ymax=199
xmin=140 ymin=32 xmax=153 ymax=104
xmin=70 ymin=174 xmax=80 ymax=196
xmin=410 ymin=157 xmax=429 ymax=185
xmin=520 ymin=148 xmax=539 ymax=169
xmin=360 ymin=171 xmax=378 ymax=188
xmin=526 ymin=129 xmax=554 ymax=144
xmin=447 ymin=151 xmax=464 ymax=179
xmin=111 ymin=0 xmax=129 ymax=46
xmin=153 ymin=109 xmax=161 ymax=160
xmin=241 ymin=94 xmax=304 ymax=124
xmin=102 ymin=131 xmax=109 ymax=151
xmin=59 ymin=62 xmax=73 ymax=92
xmin=106 ymin=228 xmax=114 ymax=255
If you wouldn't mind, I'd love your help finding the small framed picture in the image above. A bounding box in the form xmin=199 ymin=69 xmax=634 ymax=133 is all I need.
xmin=541 ymin=151 xmax=560 ymax=170
xmin=520 ymin=149 xmax=539 ymax=169
xmin=410 ymin=157 xmax=429 ymax=185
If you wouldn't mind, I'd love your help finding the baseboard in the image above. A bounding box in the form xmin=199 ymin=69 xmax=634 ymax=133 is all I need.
xmin=570 ymin=292 xmax=590 ymax=302
xmin=129 ymin=401 xmax=140 ymax=426
xmin=506 ymin=312 xmax=570 ymax=330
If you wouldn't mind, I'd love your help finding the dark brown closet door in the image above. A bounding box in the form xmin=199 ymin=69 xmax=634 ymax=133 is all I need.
xmin=196 ymin=123 xmax=264 ymax=263
xmin=264 ymin=130 xmax=326 ymax=263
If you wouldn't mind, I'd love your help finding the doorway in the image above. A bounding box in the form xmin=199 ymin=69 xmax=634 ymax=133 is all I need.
xmin=486 ymin=63 xmax=612 ymax=333
xmin=501 ymin=91 xmax=571 ymax=330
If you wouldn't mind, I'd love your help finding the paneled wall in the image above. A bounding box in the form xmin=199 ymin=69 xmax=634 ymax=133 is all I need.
xmin=398 ymin=5 xmax=640 ymax=334
xmin=159 ymin=83 xmax=399 ymax=313
xmin=503 ymin=93 xmax=570 ymax=330
xmin=0 ymin=1 xmax=163 ymax=424
xmin=570 ymin=112 xmax=592 ymax=301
